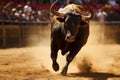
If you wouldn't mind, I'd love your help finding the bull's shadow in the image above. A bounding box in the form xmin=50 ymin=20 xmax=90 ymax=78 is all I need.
xmin=68 ymin=72 xmax=120 ymax=80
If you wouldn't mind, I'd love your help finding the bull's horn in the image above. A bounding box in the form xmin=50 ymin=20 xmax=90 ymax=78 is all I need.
xmin=50 ymin=0 xmax=65 ymax=17
xmin=82 ymin=10 xmax=93 ymax=20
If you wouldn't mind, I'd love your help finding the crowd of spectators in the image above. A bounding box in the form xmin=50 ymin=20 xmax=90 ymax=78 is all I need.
xmin=0 ymin=1 xmax=51 ymax=23
xmin=0 ymin=0 xmax=120 ymax=23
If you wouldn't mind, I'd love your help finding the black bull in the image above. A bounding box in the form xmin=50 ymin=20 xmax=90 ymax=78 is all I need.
xmin=50 ymin=0 xmax=93 ymax=75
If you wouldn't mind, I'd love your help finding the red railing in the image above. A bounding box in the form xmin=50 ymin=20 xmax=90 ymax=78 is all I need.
xmin=0 ymin=0 xmax=120 ymax=10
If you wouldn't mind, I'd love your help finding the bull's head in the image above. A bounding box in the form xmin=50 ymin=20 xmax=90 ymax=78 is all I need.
xmin=50 ymin=0 xmax=93 ymax=42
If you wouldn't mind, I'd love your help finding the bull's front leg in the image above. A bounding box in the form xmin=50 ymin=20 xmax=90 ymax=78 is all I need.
xmin=51 ymin=42 xmax=59 ymax=71
xmin=61 ymin=46 xmax=82 ymax=75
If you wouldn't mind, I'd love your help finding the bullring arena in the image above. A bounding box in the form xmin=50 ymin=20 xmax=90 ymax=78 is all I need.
xmin=0 ymin=21 xmax=120 ymax=80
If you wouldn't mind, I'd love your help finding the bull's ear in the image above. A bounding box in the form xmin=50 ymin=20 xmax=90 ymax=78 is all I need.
xmin=56 ymin=17 xmax=65 ymax=22
xmin=81 ymin=21 xmax=88 ymax=25
xmin=80 ymin=21 xmax=88 ymax=28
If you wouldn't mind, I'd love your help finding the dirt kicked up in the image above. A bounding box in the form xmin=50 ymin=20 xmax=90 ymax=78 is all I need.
xmin=0 ymin=45 xmax=120 ymax=80
xmin=0 ymin=22 xmax=120 ymax=80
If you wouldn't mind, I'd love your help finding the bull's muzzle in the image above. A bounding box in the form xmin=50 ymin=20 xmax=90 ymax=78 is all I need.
xmin=65 ymin=35 xmax=75 ymax=42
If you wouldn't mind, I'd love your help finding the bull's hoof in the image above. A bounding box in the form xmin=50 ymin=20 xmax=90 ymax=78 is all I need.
xmin=61 ymin=69 xmax=67 ymax=76
xmin=52 ymin=61 xmax=59 ymax=71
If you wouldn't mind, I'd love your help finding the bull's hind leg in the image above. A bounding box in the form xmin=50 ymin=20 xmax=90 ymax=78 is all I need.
xmin=51 ymin=43 xmax=59 ymax=71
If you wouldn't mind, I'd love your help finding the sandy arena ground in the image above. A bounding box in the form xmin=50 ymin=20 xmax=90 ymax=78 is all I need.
xmin=0 ymin=22 xmax=120 ymax=80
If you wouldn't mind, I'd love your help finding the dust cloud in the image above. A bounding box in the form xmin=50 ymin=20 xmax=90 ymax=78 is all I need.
xmin=27 ymin=21 xmax=120 ymax=75
xmin=73 ymin=22 xmax=120 ymax=75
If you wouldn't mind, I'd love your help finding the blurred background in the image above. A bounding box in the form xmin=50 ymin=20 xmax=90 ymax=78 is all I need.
xmin=0 ymin=0 xmax=120 ymax=47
